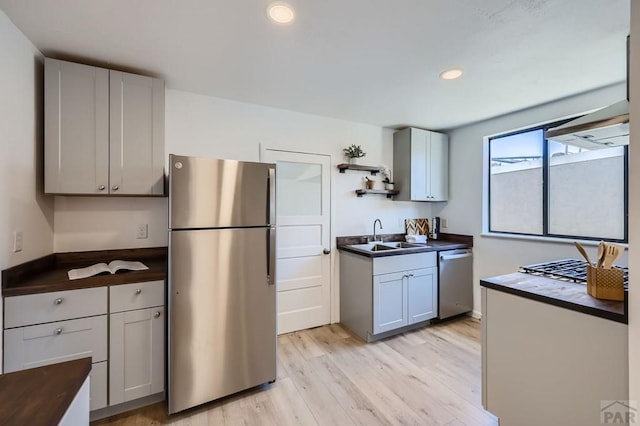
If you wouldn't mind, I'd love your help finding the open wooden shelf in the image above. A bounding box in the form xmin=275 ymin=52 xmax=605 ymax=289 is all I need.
xmin=355 ymin=189 xmax=400 ymax=199
xmin=337 ymin=164 xmax=384 ymax=175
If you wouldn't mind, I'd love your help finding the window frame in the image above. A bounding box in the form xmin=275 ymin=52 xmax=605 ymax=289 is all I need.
xmin=487 ymin=118 xmax=629 ymax=243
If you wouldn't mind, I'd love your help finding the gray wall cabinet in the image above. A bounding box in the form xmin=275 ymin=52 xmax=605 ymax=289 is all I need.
xmin=340 ymin=251 xmax=437 ymax=342
xmin=45 ymin=58 xmax=164 ymax=195
xmin=393 ymin=127 xmax=448 ymax=201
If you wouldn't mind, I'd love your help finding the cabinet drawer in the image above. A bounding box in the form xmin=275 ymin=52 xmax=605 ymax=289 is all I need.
xmin=5 ymin=287 xmax=107 ymax=329
xmin=110 ymin=280 xmax=164 ymax=313
xmin=373 ymin=252 xmax=436 ymax=276
xmin=4 ymin=315 xmax=108 ymax=373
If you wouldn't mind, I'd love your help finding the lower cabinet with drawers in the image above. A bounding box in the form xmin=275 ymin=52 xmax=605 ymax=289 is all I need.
xmin=3 ymin=280 xmax=165 ymax=414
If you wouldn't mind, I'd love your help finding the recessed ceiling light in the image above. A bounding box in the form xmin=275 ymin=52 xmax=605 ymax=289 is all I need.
xmin=267 ymin=2 xmax=295 ymax=24
xmin=440 ymin=69 xmax=463 ymax=80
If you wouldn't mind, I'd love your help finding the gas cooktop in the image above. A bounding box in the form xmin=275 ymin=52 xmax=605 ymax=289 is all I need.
xmin=520 ymin=259 xmax=629 ymax=288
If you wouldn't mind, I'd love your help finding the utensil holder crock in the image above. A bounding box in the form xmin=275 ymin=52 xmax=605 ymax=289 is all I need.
xmin=586 ymin=265 xmax=624 ymax=301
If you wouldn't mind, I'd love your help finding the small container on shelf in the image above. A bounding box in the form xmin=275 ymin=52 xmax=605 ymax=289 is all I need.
xmin=365 ymin=177 xmax=375 ymax=190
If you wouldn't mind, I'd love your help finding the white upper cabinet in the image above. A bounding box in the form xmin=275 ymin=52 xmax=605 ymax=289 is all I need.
xmin=44 ymin=58 xmax=165 ymax=195
xmin=109 ymin=71 xmax=165 ymax=195
xmin=44 ymin=59 xmax=109 ymax=194
xmin=393 ymin=127 xmax=449 ymax=201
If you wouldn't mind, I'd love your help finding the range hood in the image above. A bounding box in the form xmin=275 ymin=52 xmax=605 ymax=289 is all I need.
xmin=545 ymin=100 xmax=629 ymax=149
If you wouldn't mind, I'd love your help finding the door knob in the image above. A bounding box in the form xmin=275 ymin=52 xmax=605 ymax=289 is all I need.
xmin=97 ymin=185 xmax=105 ymax=191
xmin=323 ymin=249 xmax=331 ymax=255
xmin=112 ymin=185 xmax=119 ymax=191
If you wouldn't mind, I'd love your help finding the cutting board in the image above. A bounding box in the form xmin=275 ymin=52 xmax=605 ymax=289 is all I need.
xmin=405 ymin=218 xmax=429 ymax=236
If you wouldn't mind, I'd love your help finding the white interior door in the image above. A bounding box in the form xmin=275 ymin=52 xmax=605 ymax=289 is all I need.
xmin=262 ymin=149 xmax=331 ymax=335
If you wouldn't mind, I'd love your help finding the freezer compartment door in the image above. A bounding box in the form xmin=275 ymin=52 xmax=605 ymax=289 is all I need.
xmin=168 ymin=227 xmax=276 ymax=414
xmin=169 ymin=154 xmax=276 ymax=229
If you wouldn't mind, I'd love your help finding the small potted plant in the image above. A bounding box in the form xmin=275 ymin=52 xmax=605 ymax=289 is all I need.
xmin=343 ymin=144 xmax=366 ymax=164
xmin=382 ymin=167 xmax=394 ymax=190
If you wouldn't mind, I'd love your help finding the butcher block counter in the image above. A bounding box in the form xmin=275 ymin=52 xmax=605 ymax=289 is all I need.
xmin=0 ymin=357 xmax=91 ymax=425
xmin=1 ymin=247 xmax=167 ymax=296
xmin=481 ymin=271 xmax=628 ymax=426
xmin=480 ymin=272 xmax=626 ymax=324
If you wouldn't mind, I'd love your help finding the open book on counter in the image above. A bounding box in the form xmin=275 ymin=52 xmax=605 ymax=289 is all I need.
xmin=68 ymin=260 xmax=149 ymax=280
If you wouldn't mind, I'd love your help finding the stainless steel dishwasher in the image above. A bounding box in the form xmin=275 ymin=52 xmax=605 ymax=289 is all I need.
xmin=438 ymin=249 xmax=473 ymax=319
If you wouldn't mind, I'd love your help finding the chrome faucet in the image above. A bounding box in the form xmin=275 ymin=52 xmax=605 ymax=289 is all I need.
xmin=372 ymin=219 xmax=383 ymax=243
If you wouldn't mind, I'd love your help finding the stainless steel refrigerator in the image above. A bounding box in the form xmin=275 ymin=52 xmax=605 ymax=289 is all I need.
xmin=167 ymin=154 xmax=277 ymax=414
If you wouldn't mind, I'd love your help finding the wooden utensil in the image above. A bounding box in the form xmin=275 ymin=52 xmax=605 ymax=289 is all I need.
xmin=574 ymin=242 xmax=592 ymax=266
xmin=603 ymin=243 xmax=624 ymax=269
xmin=597 ymin=241 xmax=605 ymax=268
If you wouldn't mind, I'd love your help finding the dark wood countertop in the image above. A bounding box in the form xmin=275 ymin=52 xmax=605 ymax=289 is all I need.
xmin=2 ymin=247 xmax=167 ymax=296
xmin=0 ymin=357 xmax=91 ymax=425
xmin=481 ymin=272 xmax=627 ymax=324
xmin=336 ymin=233 xmax=472 ymax=258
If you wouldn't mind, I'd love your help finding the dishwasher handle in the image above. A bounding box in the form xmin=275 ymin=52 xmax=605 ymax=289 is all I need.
xmin=440 ymin=252 xmax=472 ymax=261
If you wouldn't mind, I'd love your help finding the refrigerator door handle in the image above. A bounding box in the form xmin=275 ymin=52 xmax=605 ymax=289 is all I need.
xmin=267 ymin=226 xmax=276 ymax=286
xmin=268 ymin=167 xmax=276 ymax=226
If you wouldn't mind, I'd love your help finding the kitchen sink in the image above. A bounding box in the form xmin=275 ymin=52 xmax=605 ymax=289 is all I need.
xmin=346 ymin=242 xmax=429 ymax=253
xmin=349 ymin=243 xmax=397 ymax=251
xmin=380 ymin=242 xmax=428 ymax=249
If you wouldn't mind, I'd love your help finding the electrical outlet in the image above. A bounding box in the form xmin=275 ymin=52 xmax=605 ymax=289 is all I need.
xmin=13 ymin=230 xmax=23 ymax=252
xmin=441 ymin=218 xmax=449 ymax=228
xmin=136 ymin=224 xmax=149 ymax=239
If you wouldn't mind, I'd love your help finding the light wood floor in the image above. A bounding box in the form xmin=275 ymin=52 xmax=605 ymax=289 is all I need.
xmin=93 ymin=317 xmax=497 ymax=425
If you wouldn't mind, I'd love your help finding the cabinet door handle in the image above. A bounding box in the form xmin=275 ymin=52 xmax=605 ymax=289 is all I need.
xmin=112 ymin=185 xmax=119 ymax=191
xmin=323 ymin=249 xmax=331 ymax=255
xmin=54 ymin=298 xmax=63 ymax=305
xmin=55 ymin=328 xmax=63 ymax=335
xmin=409 ymin=273 xmax=414 ymax=277
xmin=97 ymin=185 xmax=106 ymax=191
xmin=135 ymin=289 xmax=142 ymax=295
xmin=154 ymin=311 xmax=161 ymax=319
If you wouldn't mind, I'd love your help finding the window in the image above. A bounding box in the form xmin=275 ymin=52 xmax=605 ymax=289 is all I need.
xmin=488 ymin=120 xmax=628 ymax=242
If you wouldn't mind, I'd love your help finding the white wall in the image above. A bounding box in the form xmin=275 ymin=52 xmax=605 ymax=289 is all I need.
xmin=164 ymin=89 xmax=432 ymax=237
xmin=628 ymin=0 xmax=639 ymax=408
xmin=54 ymin=90 xmax=434 ymax=252
xmin=52 ymin=88 xmax=435 ymax=322
xmin=54 ymin=197 xmax=167 ymax=252
xmin=433 ymin=81 xmax=628 ymax=316
xmin=0 ymin=10 xmax=55 ymax=369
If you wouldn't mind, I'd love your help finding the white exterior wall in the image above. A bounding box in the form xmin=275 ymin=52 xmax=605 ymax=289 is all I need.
xmin=490 ymin=153 xmax=625 ymax=239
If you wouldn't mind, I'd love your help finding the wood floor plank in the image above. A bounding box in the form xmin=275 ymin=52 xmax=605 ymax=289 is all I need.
xmin=288 ymin=328 xmax=327 ymax=359
xmin=322 ymin=336 xmax=440 ymax=425
xmin=261 ymin=377 xmax=318 ymax=425
xmin=92 ymin=317 xmax=497 ymax=426
xmin=278 ymin=334 xmax=355 ymax=425
xmin=306 ymin=353 xmax=392 ymax=425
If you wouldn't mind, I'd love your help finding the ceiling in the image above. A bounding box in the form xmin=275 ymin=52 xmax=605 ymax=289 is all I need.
xmin=0 ymin=0 xmax=630 ymax=130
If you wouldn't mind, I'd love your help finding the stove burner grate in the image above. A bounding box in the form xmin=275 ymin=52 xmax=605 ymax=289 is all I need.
xmin=520 ymin=258 xmax=628 ymax=288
